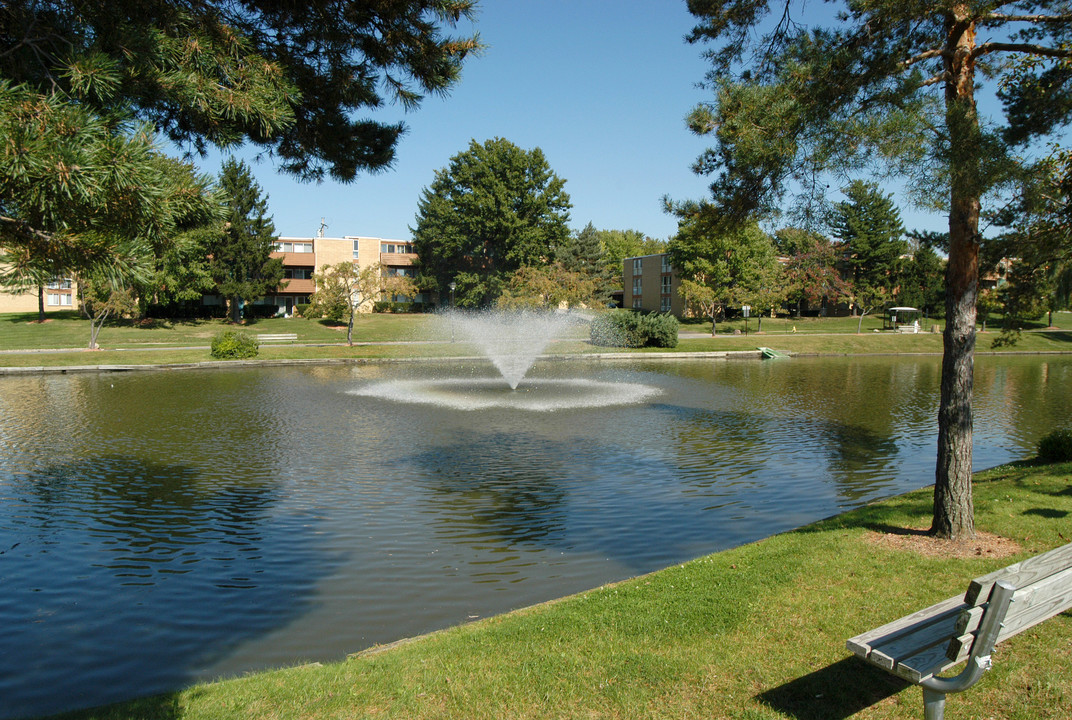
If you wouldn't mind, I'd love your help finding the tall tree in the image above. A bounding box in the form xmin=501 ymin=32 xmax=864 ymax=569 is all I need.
xmin=208 ymin=159 xmax=284 ymax=322
xmin=684 ymin=1 xmax=1072 ymax=540
xmin=828 ymin=180 xmax=907 ymax=308
xmin=667 ymin=205 xmax=779 ymax=335
xmin=412 ymin=138 xmax=572 ymax=307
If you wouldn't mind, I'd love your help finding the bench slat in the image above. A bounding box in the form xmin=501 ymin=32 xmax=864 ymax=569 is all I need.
xmin=966 ymin=541 xmax=1072 ymax=605
xmin=846 ymin=594 xmax=965 ymax=672
xmin=895 ymin=635 xmax=971 ymax=683
xmin=953 ymin=563 xmax=1072 ymax=641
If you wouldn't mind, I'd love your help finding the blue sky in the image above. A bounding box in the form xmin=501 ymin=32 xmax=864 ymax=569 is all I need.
xmin=192 ymin=1 xmax=948 ymax=242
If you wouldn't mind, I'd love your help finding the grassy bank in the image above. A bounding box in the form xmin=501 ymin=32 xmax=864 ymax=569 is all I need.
xmin=2 ymin=311 xmax=1071 ymax=369
xmin=48 ymin=462 xmax=1072 ymax=720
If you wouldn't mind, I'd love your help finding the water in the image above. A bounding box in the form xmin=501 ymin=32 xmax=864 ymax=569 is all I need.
xmin=1 ymin=354 xmax=1070 ymax=718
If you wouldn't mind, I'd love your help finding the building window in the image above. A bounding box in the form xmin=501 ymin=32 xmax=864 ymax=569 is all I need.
xmin=284 ymin=268 xmax=313 ymax=280
xmin=661 ymin=276 xmax=672 ymax=294
xmin=632 ymin=297 xmax=643 ymax=309
xmin=632 ymin=257 xmax=642 ymax=274
xmin=660 ymin=296 xmax=672 ymax=313
xmin=47 ymin=278 xmax=72 ymax=289
xmin=632 ymin=277 xmax=642 ymax=295
xmin=381 ymin=242 xmax=414 ymax=254
xmin=661 ymin=255 xmax=671 ymax=273
xmin=274 ymin=241 xmax=313 ymax=253
xmin=47 ymin=293 xmax=72 ymax=306
xmin=353 ymin=240 xmax=360 ymax=259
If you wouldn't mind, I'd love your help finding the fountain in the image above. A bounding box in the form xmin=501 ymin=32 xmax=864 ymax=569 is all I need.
xmin=351 ymin=310 xmax=662 ymax=411
xmin=449 ymin=310 xmax=573 ymax=389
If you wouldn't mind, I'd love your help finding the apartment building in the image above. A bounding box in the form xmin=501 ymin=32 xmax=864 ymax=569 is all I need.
xmin=1 ymin=234 xmax=421 ymax=316
xmin=238 ymin=235 xmax=423 ymax=316
xmin=622 ymin=253 xmax=685 ymax=316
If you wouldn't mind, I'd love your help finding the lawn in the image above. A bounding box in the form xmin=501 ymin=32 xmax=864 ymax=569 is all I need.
xmin=45 ymin=460 xmax=1072 ymax=720
xmin=2 ymin=310 xmax=1071 ymax=368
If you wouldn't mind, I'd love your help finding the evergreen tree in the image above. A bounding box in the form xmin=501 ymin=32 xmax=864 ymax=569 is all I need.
xmin=1 ymin=1 xmax=478 ymax=281
xmin=207 ymin=159 xmax=284 ymax=322
xmin=412 ymin=138 xmax=572 ymax=308
xmin=558 ymin=222 xmax=614 ymax=305
xmin=896 ymin=243 xmax=946 ymax=317
xmin=828 ymin=180 xmax=907 ymax=308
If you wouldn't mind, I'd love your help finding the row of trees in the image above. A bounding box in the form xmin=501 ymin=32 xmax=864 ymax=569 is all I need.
xmin=670 ymin=180 xmax=948 ymax=334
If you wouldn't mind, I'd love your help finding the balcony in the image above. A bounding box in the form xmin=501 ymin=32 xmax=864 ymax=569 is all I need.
xmin=379 ymin=252 xmax=416 ymax=268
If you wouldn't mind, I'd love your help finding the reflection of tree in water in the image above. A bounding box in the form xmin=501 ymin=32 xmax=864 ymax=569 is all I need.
xmin=0 ymin=456 xmax=334 ymax=720
xmin=406 ymin=434 xmax=570 ymax=548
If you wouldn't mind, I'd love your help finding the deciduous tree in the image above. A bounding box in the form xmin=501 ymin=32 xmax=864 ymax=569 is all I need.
xmin=684 ymin=0 xmax=1072 ymax=539
xmin=309 ymin=261 xmax=382 ymax=345
xmin=412 ymin=138 xmax=572 ymax=307
xmin=668 ymin=205 xmax=779 ymax=335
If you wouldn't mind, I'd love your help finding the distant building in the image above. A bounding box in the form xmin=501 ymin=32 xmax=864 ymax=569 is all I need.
xmin=0 ymin=273 xmax=77 ymax=315
xmin=1 ymin=234 xmax=424 ymax=316
xmin=622 ymin=253 xmax=685 ymax=316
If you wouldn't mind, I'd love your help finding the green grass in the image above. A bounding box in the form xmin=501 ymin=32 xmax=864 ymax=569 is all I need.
xmin=45 ymin=461 xmax=1072 ymax=720
xmin=3 ymin=311 xmax=1071 ymax=368
xmin=0 ymin=312 xmax=439 ymax=351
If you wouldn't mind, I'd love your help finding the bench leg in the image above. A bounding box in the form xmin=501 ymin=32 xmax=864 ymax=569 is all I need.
xmin=923 ymin=687 xmax=946 ymax=720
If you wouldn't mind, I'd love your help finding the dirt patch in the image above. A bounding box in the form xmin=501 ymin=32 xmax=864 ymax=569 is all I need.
xmin=866 ymin=526 xmax=1022 ymax=559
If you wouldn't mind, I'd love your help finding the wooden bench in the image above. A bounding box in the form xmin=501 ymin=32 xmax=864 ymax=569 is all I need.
xmin=255 ymin=333 xmax=297 ymax=343
xmin=847 ymin=541 xmax=1072 ymax=719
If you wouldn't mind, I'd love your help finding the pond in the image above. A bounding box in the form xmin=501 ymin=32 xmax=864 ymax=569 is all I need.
xmin=1 ymin=354 xmax=1070 ymax=718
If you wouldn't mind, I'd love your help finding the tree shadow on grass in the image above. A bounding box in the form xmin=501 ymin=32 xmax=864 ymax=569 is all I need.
xmin=756 ymin=656 xmax=910 ymax=720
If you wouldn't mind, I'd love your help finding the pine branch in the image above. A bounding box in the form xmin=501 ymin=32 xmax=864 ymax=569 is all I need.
xmin=973 ymin=42 xmax=1072 ymax=61
xmin=984 ymin=13 xmax=1072 ymax=24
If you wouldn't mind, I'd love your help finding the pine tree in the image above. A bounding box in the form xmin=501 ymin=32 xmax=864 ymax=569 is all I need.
xmin=208 ymin=159 xmax=284 ymax=322
xmin=828 ymin=180 xmax=907 ymax=309
xmin=684 ymin=2 xmax=1072 ymax=538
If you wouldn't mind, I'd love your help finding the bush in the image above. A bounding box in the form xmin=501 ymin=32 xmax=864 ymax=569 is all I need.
xmin=589 ymin=311 xmax=678 ymax=348
xmin=210 ymin=330 xmax=259 ymax=359
xmin=639 ymin=313 xmax=679 ymax=348
xmin=1038 ymin=428 xmax=1072 ymax=462
xmin=295 ymin=303 xmax=310 ymax=318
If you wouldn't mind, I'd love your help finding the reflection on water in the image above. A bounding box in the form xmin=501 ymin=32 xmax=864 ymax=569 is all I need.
xmin=0 ymin=355 xmax=1070 ymax=718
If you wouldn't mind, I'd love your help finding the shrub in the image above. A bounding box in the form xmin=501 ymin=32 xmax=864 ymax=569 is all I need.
xmin=295 ymin=303 xmax=310 ymax=318
xmin=210 ymin=330 xmax=259 ymax=359
xmin=639 ymin=313 xmax=679 ymax=348
xmin=1037 ymin=428 xmax=1072 ymax=462
xmin=590 ymin=311 xmax=645 ymax=347
xmin=589 ymin=311 xmax=678 ymax=348
xmin=373 ymin=301 xmax=392 ymax=313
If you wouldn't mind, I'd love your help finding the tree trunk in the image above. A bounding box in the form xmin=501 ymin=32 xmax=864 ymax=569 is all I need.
xmin=37 ymin=285 xmax=45 ymax=322
xmin=932 ymin=9 xmax=979 ymax=540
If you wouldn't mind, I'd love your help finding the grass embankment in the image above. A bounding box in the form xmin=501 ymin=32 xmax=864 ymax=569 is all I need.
xmin=3 ymin=311 xmax=1072 ymax=369
xmin=49 ymin=462 xmax=1072 ymax=720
